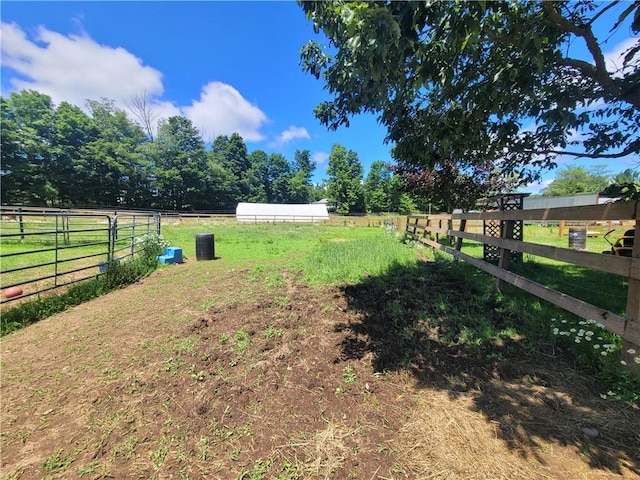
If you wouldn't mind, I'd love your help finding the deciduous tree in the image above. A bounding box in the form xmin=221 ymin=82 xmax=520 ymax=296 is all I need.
xmin=326 ymin=143 xmax=365 ymax=214
xmin=83 ymin=99 xmax=147 ymax=206
xmin=288 ymin=150 xmax=316 ymax=203
xmin=152 ymin=116 xmax=208 ymax=210
xmin=364 ymin=160 xmax=393 ymax=213
xmin=397 ymin=160 xmax=514 ymax=213
xmin=1 ymin=90 xmax=57 ymax=205
xmin=542 ymin=165 xmax=611 ymax=196
xmin=299 ymin=1 xmax=639 ymax=185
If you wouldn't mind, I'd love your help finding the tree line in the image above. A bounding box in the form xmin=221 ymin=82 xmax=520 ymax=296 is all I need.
xmin=0 ymin=89 xmax=424 ymax=213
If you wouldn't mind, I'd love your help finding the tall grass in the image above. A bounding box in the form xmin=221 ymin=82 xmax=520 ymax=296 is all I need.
xmin=301 ymin=236 xmax=417 ymax=285
xmin=160 ymin=223 xmax=392 ymax=268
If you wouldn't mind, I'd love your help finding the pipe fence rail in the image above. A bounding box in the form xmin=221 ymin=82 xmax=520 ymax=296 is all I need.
xmin=1 ymin=210 xmax=160 ymax=305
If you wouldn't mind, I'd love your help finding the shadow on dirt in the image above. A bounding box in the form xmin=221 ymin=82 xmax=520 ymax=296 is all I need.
xmin=338 ymin=258 xmax=640 ymax=476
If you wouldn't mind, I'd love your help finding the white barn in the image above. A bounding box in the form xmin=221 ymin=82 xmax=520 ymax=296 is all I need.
xmin=236 ymin=203 xmax=329 ymax=223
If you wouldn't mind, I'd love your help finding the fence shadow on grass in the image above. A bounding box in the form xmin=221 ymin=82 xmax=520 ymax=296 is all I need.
xmin=337 ymin=258 xmax=640 ymax=476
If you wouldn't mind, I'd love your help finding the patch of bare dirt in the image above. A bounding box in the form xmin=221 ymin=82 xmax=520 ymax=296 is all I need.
xmin=1 ymin=261 xmax=639 ymax=479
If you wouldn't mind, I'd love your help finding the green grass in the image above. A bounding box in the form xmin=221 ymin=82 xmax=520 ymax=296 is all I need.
xmin=4 ymin=221 xmax=637 ymax=401
xmin=1 ymin=238 xmax=164 ymax=335
xmin=161 ymin=223 xmax=398 ymax=272
xmin=454 ymin=224 xmax=629 ymax=314
xmin=300 ymin=234 xmax=417 ymax=285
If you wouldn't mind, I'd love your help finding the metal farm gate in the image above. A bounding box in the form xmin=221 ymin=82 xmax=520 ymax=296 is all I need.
xmin=0 ymin=209 xmax=160 ymax=305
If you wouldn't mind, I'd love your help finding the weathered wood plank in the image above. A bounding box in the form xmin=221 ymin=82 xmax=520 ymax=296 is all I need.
xmin=421 ymin=226 xmax=450 ymax=235
xmin=453 ymin=231 xmax=633 ymax=279
xmin=455 ymin=219 xmax=467 ymax=251
xmin=454 ymin=202 xmax=637 ymax=222
xmin=418 ymin=237 xmax=634 ymax=344
xmin=623 ymin=219 xmax=640 ymax=368
xmin=497 ymin=220 xmax=515 ymax=292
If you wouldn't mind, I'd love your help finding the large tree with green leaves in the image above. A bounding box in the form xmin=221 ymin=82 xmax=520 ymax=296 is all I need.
xmin=215 ymin=133 xmax=257 ymax=202
xmin=245 ymin=149 xmax=269 ymax=203
xmin=52 ymin=102 xmax=99 ymax=206
xmin=364 ymin=160 xmax=393 ymax=213
xmin=1 ymin=90 xmax=57 ymax=205
xmin=542 ymin=165 xmax=611 ymax=196
xmin=152 ymin=116 xmax=209 ymax=210
xmin=82 ymin=99 xmax=147 ymax=206
xmin=265 ymin=153 xmax=293 ymax=204
xmin=299 ymin=1 xmax=639 ymax=186
xmin=326 ymin=143 xmax=365 ymax=214
xmin=288 ymin=150 xmax=316 ymax=203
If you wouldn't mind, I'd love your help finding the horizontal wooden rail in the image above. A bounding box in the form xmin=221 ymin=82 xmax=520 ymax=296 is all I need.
xmin=454 ymin=202 xmax=636 ymax=222
xmin=454 ymin=230 xmax=634 ymax=279
xmin=418 ymin=236 xmax=634 ymax=343
xmin=403 ymin=201 xmax=640 ymax=363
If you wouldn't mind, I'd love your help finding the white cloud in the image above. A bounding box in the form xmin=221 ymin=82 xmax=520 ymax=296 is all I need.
xmin=149 ymin=100 xmax=182 ymax=125
xmin=312 ymin=151 xmax=329 ymax=164
xmin=1 ymin=22 xmax=269 ymax=142
xmin=520 ymin=178 xmax=553 ymax=195
xmin=271 ymin=125 xmax=310 ymax=146
xmin=1 ymin=21 xmax=165 ymax=111
xmin=182 ymin=82 xmax=268 ymax=142
xmin=604 ymin=37 xmax=638 ymax=78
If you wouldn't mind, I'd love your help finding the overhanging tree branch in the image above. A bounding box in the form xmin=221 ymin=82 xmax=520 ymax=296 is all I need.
xmin=528 ymin=143 xmax=640 ymax=159
xmin=543 ymin=1 xmax=640 ymax=108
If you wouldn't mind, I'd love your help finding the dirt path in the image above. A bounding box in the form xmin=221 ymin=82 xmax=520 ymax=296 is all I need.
xmin=1 ymin=260 xmax=639 ymax=479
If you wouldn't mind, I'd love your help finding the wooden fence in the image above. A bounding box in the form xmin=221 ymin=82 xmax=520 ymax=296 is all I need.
xmin=403 ymin=201 xmax=639 ymax=366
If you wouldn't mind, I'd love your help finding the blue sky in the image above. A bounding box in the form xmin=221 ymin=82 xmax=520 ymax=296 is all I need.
xmin=1 ymin=1 xmax=637 ymax=191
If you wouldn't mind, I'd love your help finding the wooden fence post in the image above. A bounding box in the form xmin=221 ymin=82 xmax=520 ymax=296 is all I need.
xmin=623 ymin=213 xmax=640 ymax=370
xmin=455 ymin=219 xmax=467 ymax=251
xmin=497 ymin=220 xmax=515 ymax=293
xmin=559 ymin=220 xmax=565 ymax=238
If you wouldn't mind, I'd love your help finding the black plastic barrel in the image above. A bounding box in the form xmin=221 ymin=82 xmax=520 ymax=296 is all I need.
xmin=195 ymin=233 xmax=215 ymax=260
xmin=568 ymin=228 xmax=586 ymax=249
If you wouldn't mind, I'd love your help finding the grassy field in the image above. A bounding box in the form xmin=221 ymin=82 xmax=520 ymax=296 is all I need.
xmin=1 ymin=221 xmax=639 ymax=479
xmin=2 ymin=220 xmax=632 ymax=334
